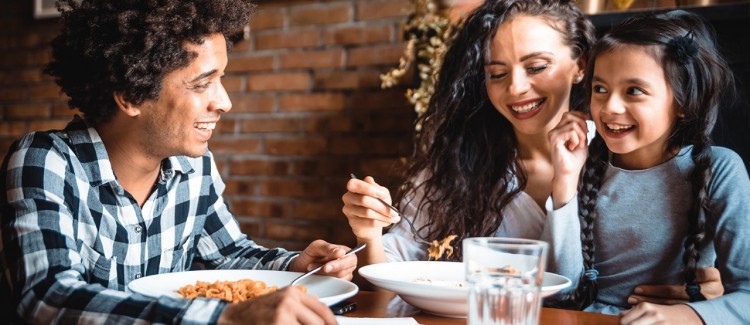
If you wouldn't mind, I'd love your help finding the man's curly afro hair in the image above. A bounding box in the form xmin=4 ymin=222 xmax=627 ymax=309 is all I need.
xmin=44 ymin=0 xmax=255 ymax=126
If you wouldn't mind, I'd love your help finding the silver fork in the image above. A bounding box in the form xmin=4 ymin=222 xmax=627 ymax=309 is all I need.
xmin=289 ymin=243 xmax=367 ymax=286
xmin=349 ymin=173 xmax=431 ymax=245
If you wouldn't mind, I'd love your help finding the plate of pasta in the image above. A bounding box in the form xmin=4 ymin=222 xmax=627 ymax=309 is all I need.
xmin=127 ymin=269 xmax=358 ymax=306
xmin=358 ymin=261 xmax=570 ymax=317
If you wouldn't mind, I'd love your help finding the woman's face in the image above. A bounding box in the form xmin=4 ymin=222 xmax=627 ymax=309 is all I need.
xmin=485 ymin=15 xmax=583 ymax=137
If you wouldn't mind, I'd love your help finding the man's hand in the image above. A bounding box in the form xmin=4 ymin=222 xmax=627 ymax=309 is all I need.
xmin=628 ymin=267 xmax=723 ymax=305
xmin=619 ymin=303 xmax=702 ymax=325
xmin=289 ymin=239 xmax=357 ymax=280
xmin=218 ymin=286 xmax=336 ymax=325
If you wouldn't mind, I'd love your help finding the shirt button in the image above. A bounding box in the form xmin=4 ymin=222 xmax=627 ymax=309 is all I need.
xmin=135 ymin=273 xmax=142 ymax=279
xmin=135 ymin=225 xmax=143 ymax=233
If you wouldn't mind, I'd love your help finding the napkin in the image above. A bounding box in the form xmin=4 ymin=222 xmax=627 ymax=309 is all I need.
xmin=335 ymin=316 xmax=419 ymax=325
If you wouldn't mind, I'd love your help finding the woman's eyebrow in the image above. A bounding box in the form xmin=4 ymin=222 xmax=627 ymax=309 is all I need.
xmin=485 ymin=51 xmax=553 ymax=66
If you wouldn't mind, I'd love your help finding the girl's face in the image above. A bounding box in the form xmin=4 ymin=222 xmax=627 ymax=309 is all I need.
xmin=485 ymin=15 xmax=583 ymax=137
xmin=590 ymin=45 xmax=678 ymax=169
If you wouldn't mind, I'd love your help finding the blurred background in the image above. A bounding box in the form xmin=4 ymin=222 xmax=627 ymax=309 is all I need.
xmin=1 ymin=0 xmax=748 ymax=250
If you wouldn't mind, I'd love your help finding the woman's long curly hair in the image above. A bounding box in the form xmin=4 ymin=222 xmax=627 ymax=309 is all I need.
xmin=44 ymin=0 xmax=255 ymax=126
xmin=393 ymin=0 xmax=595 ymax=261
xmin=569 ymin=10 xmax=735 ymax=309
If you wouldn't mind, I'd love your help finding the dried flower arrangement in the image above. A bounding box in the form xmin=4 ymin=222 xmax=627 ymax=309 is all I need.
xmin=379 ymin=0 xmax=462 ymax=132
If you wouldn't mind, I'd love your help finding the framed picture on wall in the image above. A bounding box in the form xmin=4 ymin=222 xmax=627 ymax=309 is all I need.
xmin=34 ymin=0 xmax=61 ymax=19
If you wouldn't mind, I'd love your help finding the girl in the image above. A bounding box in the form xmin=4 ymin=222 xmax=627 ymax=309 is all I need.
xmin=548 ymin=10 xmax=750 ymax=324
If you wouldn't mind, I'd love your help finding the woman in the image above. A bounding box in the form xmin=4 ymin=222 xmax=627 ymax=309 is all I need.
xmin=343 ymin=0 xmax=720 ymax=304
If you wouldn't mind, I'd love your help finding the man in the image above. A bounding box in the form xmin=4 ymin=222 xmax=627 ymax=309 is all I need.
xmin=0 ymin=0 xmax=351 ymax=323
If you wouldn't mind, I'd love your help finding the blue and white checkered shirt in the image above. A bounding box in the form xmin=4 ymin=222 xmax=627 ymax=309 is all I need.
xmin=1 ymin=116 xmax=298 ymax=324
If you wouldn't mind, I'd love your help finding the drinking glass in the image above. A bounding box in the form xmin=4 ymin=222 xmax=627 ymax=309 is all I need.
xmin=464 ymin=237 xmax=548 ymax=325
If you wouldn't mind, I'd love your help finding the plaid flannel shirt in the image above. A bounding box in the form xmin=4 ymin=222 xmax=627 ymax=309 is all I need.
xmin=0 ymin=116 xmax=298 ymax=324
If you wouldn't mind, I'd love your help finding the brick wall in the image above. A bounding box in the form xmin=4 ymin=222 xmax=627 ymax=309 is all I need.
xmin=0 ymin=0 xmax=417 ymax=250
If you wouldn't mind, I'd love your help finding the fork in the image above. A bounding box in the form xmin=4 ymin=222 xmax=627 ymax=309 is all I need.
xmin=349 ymin=173 xmax=431 ymax=245
xmin=289 ymin=243 xmax=367 ymax=286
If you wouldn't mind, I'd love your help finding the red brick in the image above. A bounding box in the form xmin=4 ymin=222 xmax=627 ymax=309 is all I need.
xmin=51 ymin=104 xmax=79 ymax=118
xmin=214 ymin=118 xmax=237 ymax=134
xmin=8 ymin=32 xmax=57 ymax=49
xmin=359 ymin=115 xmax=414 ymax=132
xmin=260 ymin=179 xmax=327 ymax=198
xmin=240 ymin=117 xmax=301 ymax=133
xmin=230 ymin=199 xmax=292 ymax=218
xmin=279 ymin=50 xmax=344 ymax=69
xmin=347 ymin=44 xmax=405 ymax=66
xmin=0 ymin=87 xmax=26 ymax=101
xmin=303 ymin=115 xmax=354 ymax=133
xmin=230 ymin=95 xmax=275 ymax=113
xmin=28 ymin=120 xmax=68 ymax=132
xmin=7 ymin=104 xmax=48 ymax=120
xmin=289 ymin=4 xmax=351 ymax=26
xmin=208 ymin=138 xmax=262 ymax=154
xmin=249 ymin=9 xmax=285 ymax=30
xmin=229 ymin=159 xmax=290 ymax=176
xmin=265 ymin=221 xmax=328 ymax=242
xmin=330 ymin=136 xmax=410 ymax=155
xmin=248 ymin=72 xmax=311 ymax=92
xmin=223 ymin=179 xmax=258 ymax=196
xmin=230 ymin=38 xmax=252 ymax=53
xmin=264 ymin=137 xmax=327 ymax=156
xmin=279 ymin=93 xmax=346 ymax=112
xmin=0 ymin=69 xmax=45 ymax=85
xmin=349 ymin=89 xmax=411 ymax=111
xmin=323 ymin=25 xmax=393 ymax=46
xmin=222 ymin=76 xmax=244 ymax=94
xmin=255 ymin=29 xmax=319 ymax=50
xmin=290 ymin=158 xmax=356 ymax=177
xmin=29 ymin=84 xmax=66 ymax=100
xmin=226 ymin=55 xmax=275 ymax=73
xmin=238 ymin=220 xmax=262 ymax=237
xmin=0 ymin=50 xmax=51 ymax=68
xmin=313 ymin=70 xmax=380 ymax=90
xmin=358 ymin=158 xmax=408 ymax=178
xmin=0 ymin=122 xmax=27 ymax=137
xmin=294 ymin=200 xmax=343 ymax=220
xmin=357 ymin=0 xmax=411 ymax=21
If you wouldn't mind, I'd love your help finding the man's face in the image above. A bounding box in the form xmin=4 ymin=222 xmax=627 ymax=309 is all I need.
xmin=139 ymin=33 xmax=232 ymax=159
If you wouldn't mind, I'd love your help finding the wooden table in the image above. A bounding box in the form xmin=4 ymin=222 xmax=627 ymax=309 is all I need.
xmin=346 ymin=290 xmax=619 ymax=325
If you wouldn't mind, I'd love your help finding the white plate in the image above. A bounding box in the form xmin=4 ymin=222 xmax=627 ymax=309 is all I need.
xmin=127 ymin=269 xmax=358 ymax=306
xmin=358 ymin=261 xmax=571 ymax=317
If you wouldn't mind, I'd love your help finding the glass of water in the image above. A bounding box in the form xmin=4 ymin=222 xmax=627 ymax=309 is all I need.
xmin=464 ymin=237 xmax=548 ymax=325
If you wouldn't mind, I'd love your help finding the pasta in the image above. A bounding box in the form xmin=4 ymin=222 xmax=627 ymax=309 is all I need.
xmin=427 ymin=234 xmax=458 ymax=261
xmin=177 ymin=279 xmax=305 ymax=303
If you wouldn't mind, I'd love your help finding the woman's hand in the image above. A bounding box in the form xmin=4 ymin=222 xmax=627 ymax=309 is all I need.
xmin=619 ymin=303 xmax=702 ymax=325
xmin=628 ymin=267 xmax=723 ymax=305
xmin=341 ymin=176 xmax=399 ymax=242
xmin=288 ymin=240 xmax=357 ymax=281
xmin=548 ymin=111 xmax=590 ymax=208
xmin=218 ymin=286 xmax=336 ymax=325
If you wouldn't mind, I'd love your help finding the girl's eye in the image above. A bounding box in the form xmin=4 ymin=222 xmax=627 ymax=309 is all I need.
xmin=527 ymin=64 xmax=548 ymax=73
xmin=626 ymin=87 xmax=645 ymax=95
xmin=592 ymin=85 xmax=607 ymax=93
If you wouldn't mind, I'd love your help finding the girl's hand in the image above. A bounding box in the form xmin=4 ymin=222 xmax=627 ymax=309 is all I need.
xmin=628 ymin=267 xmax=723 ymax=305
xmin=548 ymin=111 xmax=590 ymax=208
xmin=342 ymin=176 xmax=400 ymax=242
xmin=619 ymin=303 xmax=702 ymax=325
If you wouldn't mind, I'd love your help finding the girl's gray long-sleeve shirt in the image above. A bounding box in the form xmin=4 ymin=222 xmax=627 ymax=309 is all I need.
xmin=543 ymin=146 xmax=750 ymax=324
